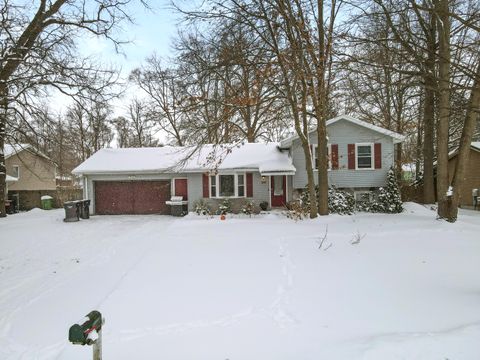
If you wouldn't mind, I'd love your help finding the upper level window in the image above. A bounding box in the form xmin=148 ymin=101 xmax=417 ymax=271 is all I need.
xmin=210 ymin=173 xmax=246 ymax=198
xmin=12 ymin=165 xmax=20 ymax=179
xmin=356 ymin=143 xmax=374 ymax=170
xmin=313 ymin=144 xmax=332 ymax=170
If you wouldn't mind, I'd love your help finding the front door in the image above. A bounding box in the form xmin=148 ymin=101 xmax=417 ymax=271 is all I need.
xmin=174 ymin=178 xmax=188 ymax=200
xmin=271 ymin=175 xmax=286 ymax=207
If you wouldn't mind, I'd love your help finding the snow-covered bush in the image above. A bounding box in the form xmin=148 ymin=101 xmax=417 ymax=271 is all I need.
xmin=241 ymin=200 xmax=255 ymax=216
xmin=194 ymin=199 xmax=211 ymax=216
xmin=355 ymin=193 xmax=382 ymax=213
xmin=259 ymin=201 xmax=269 ymax=211
xmin=328 ymin=187 xmax=355 ymax=215
xmin=356 ymin=169 xmax=403 ymax=213
xmin=377 ymin=168 xmax=403 ymax=213
xmin=217 ymin=198 xmax=231 ymax=215
xmin=301 ymin=186 xmax=355 ymax=215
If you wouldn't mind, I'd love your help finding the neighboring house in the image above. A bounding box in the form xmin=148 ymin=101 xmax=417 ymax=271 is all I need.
xmin=5 ymin=144 xmax=57 ymax=210
xmin=73 ymin=115 xmax=404 ymax=215
xmin=447 ymin=142 xmax=480 ymax=208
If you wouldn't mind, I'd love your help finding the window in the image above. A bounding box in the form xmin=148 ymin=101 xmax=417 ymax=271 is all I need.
xmin=210 ymin=173 xmax=246 ymax=198
xmin=210 ymin=176 xmax=216 ymax=197
xmin=313 ymin=144 xmax=332 ymax=170
xmin=219 ymin=175 xmax=235 ymax=197
xmin=356 ymin=143 xmax=374 ymax=170
xmin=12 ymin=165 xmax=20 ymax=179
xmin=237 ymin=174 xmax=245 ymax=197
xmin=354 ymin=191 xmax=372 ymax=202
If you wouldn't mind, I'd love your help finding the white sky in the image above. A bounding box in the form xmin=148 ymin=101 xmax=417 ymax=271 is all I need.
xmin=55 ymin=0 xmax=181 ymax=118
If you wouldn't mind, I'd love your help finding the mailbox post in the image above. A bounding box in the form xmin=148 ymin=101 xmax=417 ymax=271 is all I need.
xmin=69 ymin=310 xmax=103 ymax=360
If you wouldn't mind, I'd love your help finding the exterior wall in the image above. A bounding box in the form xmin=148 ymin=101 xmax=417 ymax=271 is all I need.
xmin=188 ymin=171 xmax=271 ymax=213
xmin=84 ymin=173 xmax=175 ymax=215
xmin=84 ymin=171 xmax=272 ymax=215
xmin=6 ymin=150 xmax=56 ymax=191
xmin=448 ymin=149 xmax=480 ymax=207
xmin=291 ymin=119 xmax=395 ymax=189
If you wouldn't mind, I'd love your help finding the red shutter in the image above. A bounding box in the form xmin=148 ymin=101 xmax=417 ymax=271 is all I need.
xmin=202 ymin=174 xmax=209 ymax=198
xmin=246 ymin=173 xmax=253 ymax=197
xmin=374 ymin=143 xmax=382 ymax=169
xmin=331 ymin=144 xmax=339 ymax=170
xmin=348 ymin=144 xmax=355 ymax=169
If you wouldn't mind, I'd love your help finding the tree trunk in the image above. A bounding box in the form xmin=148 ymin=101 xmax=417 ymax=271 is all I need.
xmin=444 ymin=61 xmax=480 ymax=221
xmin=301 ymin=140 xmax=318 ymax=218
xmin=435 ymin=0 xmax=451 ymax=218
xmin=422 ymin=74 xmax=436 ymax=203
xmin=422 ymin=12 xmax=436 ymax=204
xmin=0 ymin=83 xmax=7 ymax=217
xmin=316 ymin=121 xmax=329 ymax=215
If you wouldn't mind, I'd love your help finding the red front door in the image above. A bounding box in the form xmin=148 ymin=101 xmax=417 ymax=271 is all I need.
xmin=271 ymin=175 xmax=287 ymax=207
xmin=174 ymin=178 xmax=188 ymax=200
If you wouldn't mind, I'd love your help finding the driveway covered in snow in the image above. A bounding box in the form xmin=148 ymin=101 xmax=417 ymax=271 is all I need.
xmin=1 ymin=204 xmax=480 ymax=359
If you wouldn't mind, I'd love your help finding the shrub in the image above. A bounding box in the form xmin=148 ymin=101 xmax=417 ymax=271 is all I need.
xmin=259 ymin=201 xmax=269 ymax=211
xmin=301 ymin=185 xmax=355 ymax=215
xmin=284 ymin=200 xmax=309 ymax=221
xmin=241 ymin=200 xmax=255 ymax=216
xmin=194 ymin=199 xmax=211 ymax=216
xmin=217 ymin=198 xmax=231 ymax=215
xmin=355 ymin=169 xmax=403 ymax=213
xmin=377 ymin=168 xmax=404 ymax=213
xmin=328 ymin=187 xmax=355 ymax=215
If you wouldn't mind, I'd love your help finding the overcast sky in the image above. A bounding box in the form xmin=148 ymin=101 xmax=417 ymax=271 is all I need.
xmin=71 ymin=1 xmax=181 ymax=116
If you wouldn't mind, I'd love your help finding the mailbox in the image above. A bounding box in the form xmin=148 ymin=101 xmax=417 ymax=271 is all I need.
xmin=69 ymin=310 xmax=103 ymax=345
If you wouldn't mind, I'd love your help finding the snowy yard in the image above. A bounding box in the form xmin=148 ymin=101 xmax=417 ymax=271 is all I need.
xmin=0 ymin=204 xmax=479 ymax=360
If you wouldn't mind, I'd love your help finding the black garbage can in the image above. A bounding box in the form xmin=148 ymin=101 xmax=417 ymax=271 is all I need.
xmin=64 ymin=201 xmax=80 ymax=222
xmin=80 ymin=199 xmax=91 ymax=219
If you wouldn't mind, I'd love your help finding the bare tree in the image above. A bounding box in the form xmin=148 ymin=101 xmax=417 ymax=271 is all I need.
xmin=0 ymin=0 xmax=148 ymax=216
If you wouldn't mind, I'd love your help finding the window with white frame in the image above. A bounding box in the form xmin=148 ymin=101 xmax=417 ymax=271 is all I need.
xmin=210 ymin=173 xmax=246 ymax=198
xmin=12 ymin=165 xmax=20 ymax=179
xmin=356 ymin=143 xmax=374 ymax=170
xmin=313 ymin=144 xmax=332 ymax=170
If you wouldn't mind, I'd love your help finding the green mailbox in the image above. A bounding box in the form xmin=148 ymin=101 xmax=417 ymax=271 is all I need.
xmin=69 ymin=310 xmax=103 ymax=345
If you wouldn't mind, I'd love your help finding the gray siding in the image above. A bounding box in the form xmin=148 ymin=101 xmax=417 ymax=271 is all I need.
xmin=291 ymin=119 xmax=395 ymax=189
xmin=192 ymin=171 xmax=270 ymax=213
xmin=84 ymin=171 xmax=271 ymax=214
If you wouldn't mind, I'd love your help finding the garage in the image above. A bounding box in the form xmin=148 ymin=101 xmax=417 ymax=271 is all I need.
xmin=94 ymin=181 xmax=171 ymax=215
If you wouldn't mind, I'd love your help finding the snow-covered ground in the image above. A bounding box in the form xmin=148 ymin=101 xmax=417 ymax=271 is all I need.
xmin=0 ymin=203 xmax=479 ymax=359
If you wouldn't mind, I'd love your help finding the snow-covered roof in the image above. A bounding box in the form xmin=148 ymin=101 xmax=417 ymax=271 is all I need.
xmin=72 ymin=143 xmax=296 ymax=176
xmin=3 ymin=143 xmax=52 ymax=161
xmin=6 ymin=175 xmax=18 ymax=182
xmin=4 ymin=144 xmax=32 ymax=159
xmin=280 ymin=115 xmax=405 ymax=147
xmin=447 ymin=141 xmax=480 ymax=159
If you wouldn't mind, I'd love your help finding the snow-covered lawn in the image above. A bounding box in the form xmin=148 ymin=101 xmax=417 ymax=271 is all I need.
xmin=0 ymin=204 xmax=479 ymax=360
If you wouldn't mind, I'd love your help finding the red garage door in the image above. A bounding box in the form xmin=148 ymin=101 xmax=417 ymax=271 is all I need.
xmin=94 ymin=181 xmax=171 ymax=215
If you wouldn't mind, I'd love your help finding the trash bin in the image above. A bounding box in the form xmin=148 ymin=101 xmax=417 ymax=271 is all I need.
xmin=165 ymin=196 xmax=188 ymax=217
xmin=80 ymin=199 xmax=91 ymax=219
xmin=41 ymin=195 xmax=54 ymax=210
xmin=64 ymin=201 xmax=80 ymax=222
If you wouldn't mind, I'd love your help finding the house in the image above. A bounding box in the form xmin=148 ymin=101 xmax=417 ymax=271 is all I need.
xmin=5 ymin=144 xmax=57 ymax=210
xmin=280 ymin=115 xmax=404 ymax=201
xmin=72 ymin=115 xmax=404 ymax=215
xmin=447 ymin=141 xmax=480 ymax=208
